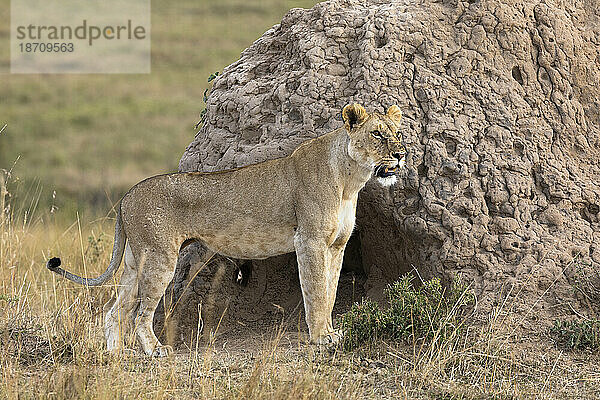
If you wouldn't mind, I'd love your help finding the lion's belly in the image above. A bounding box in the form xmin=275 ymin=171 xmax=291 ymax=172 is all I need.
xmin=198 ymin=227 xmax=296 ymax=260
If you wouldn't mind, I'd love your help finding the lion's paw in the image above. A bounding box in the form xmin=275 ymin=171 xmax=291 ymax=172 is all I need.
xmin=152 ymin=345 xmax=173 ymax=358
xmin=122 ymin=348 xmax=137 ymax=356
xmin=313 ymin=330 xmax=343 ymax=345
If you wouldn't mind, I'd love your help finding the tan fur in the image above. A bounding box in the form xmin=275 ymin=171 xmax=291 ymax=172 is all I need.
xmin=48 ymin=104 xmax=407 ymax=356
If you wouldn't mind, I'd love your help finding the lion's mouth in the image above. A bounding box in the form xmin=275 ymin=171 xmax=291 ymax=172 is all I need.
xmin=374 ymin=165 xmax=398 ymax=178
xmin=374 ymin=151 xmax=406 ymax=178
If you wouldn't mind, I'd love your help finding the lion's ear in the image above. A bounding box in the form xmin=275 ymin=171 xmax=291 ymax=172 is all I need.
xmin=386 ymin=105 xmax=402 ymax=126
xmin=342 ymin=103 xmax=368 ymax=131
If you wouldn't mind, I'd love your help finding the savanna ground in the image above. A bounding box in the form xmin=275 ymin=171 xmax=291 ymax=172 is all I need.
xmin=1 ymin=0 xmax=600 ymax=398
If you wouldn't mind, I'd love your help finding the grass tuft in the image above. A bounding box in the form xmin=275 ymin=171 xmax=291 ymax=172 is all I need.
xmin=340 ymin=274 xmax=475 ymax=351
xmin=550 ymin=319 xmax=600 ymax=351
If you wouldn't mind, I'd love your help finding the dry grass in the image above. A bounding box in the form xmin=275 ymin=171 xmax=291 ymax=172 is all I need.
xmin=1 ymin=173 xmax=600 ymax=399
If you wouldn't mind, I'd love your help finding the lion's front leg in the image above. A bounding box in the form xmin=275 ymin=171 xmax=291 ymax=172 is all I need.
xmin=294 ymin=234 xmax=339 ymax=344
xmin=326 ymin=246 xmax=345 ymax=332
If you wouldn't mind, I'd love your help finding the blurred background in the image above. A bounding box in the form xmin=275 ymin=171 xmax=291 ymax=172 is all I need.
xmin=0 ymin=0 xmax=318 ymax=221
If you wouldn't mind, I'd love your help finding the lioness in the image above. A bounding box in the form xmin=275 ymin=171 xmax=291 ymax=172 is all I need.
xmin=46 ymin=103 xmax=406 ymax=356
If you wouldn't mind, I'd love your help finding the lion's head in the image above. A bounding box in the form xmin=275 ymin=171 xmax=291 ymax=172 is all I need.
xmin=342 ymin=103 xmax=407 ymax=186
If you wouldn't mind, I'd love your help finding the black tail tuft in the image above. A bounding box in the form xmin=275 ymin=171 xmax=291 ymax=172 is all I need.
xmin=47 ymin=257 xmax=62 ymax=271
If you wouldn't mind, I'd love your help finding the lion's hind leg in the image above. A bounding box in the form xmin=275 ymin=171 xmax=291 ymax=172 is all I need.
xmin=133 ymin=248 xmax=177 ymax=357
xmin=105 ymin=242 xmax=139 ymax=353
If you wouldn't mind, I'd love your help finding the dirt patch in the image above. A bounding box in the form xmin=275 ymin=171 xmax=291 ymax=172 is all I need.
xmin=154 ymin=242 xmax=366 ymax=347
xmin=167 ymin=0 xmax=600 ymax=345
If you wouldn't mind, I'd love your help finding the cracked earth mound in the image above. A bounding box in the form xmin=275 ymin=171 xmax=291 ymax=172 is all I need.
xmin=157 ymin=0 xmax=600 ymax=343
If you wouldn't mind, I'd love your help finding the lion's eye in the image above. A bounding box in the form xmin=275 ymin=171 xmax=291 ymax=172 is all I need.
xmin=371 ymin=130 xmax=384 ymax=139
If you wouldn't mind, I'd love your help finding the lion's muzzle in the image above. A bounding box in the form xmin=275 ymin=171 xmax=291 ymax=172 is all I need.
xmin=375 ymin=152 xmax=405 ymax=178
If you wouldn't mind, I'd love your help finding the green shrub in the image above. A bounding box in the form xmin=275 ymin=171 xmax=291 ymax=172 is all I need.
xmin=340 ymin=274 xmax=474 ymax=350
xmin=550 ymin=319 xmax=600 ymax=351
xmin=339 ymin=298 xmax=386 ymax=350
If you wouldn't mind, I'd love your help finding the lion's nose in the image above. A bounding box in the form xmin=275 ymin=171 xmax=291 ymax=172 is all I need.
xmin=392 ymin=152 xmax=406 ymax=168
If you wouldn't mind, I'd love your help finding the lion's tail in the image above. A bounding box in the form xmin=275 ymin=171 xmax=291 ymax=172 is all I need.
xmin=46 ymin=205 xmax=126 ymax=286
